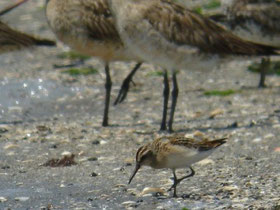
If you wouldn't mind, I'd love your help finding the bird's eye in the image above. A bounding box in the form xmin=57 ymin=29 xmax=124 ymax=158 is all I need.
xmin=140 ymin=154 xmax=147 ymax=162
xmin=140 ymin=151 xmax=152 ymax=163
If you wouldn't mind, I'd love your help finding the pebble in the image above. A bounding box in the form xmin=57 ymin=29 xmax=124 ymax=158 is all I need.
xmin=264 ymin=133 xmax=274 ymax=139
xmin=139 ymin=187 xmax=166 ymax=197
xmin=253 ymin=138 xmax=262 ymax=143
xmin=273 ymin=124 xmax=280 ymax=129
xmin=100 ymin=140 xmax=107 ymax=145
xmin=113 ymin=167 xmax=122 ymax=171
xmin=209 ymin=108 xmax=224 ymax=119
xmin=223 ymin=185 xmax=239 ymax=192
xmin=61 ymin=151 xmax=72 ymax=156
xmin=121 ymin=201 xmax=137 ymax=208
xmin=4 ymin=144 xmax=19 ymax=150
xmin=8 ymin=106 xmax=23 ymax=113
xmin=114 ymin=184 xmax=126 ymax=188
xmin=0 ymin=197 xmax=7 ymax=202
xmin=196 ymin=158 xmax=214 ymax=165
xmin=15 ymin=197 xmax=29 ymax=202
xmin=78 ymin=157 xmax=88 ymax=162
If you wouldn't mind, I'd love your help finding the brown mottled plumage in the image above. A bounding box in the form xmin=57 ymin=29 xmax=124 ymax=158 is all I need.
xmin=109 ymin=0 xmax=280 ymax=132
xmin=110 ymin=0 xmax=279 ymax=56
xmin=129 ymin=134 xmax=227 ymax=197
xmin=45 ymin=0 xmax=142 ymax=127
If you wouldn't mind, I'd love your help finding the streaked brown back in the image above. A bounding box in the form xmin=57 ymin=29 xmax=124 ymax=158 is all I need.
xmin=168 ymin=135 xmax=227 ymax=151
xmin=144 ymin=0 xmax=279 ymax=55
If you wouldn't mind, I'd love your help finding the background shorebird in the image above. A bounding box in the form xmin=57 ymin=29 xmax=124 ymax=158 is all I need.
xmin=0 ymin=0 xmax=28 ymax=16
xmin=109 ymin=0 xmax=280 ymax=132
xmin=0 ymin=21 xmax=56 ymax=54
xmin=129 ymin=134 xmax=228 ymax=197
xmin=218 ymin=0 xmax=280 ymax=46
xmin=212 ymin=0 xmax=280 ymax=87
xmin=45 ymin=0 xmax=143 ymax=127
xmin=0 ymin=0 xmax=56 ymax=54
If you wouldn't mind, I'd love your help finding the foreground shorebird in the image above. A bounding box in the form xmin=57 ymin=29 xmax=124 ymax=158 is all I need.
xmin=0 ymin=1 xmax=56 ymax=54
xmin=212 ymin=0 xmax=280 ymax=87
xmin=45 ymin=0 xmax=143 ymax=126
xmin=108 ymin=0 xmax=280 ymax=132
xmin=129 ymin=135 xmax=227 ymax=197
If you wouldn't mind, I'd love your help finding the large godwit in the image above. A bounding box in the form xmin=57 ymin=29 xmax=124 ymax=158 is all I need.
xmin=108 ymin=0 xmax=280 ymax=132
xmin=45 ymin=0 xmax=143 ymax=126
xmin=212 ymin=0 xmax=280 ymax=87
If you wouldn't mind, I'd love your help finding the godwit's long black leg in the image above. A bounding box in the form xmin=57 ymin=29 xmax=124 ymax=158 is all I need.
xmin=103 ymin=63 xmax=112 ymax=126
xmin=168 ymin=71 xmax=179 ymax=132
xmin=258 ymin=57 xmax=270 ymax=88
xmin=114 ymin=62 xmax=142 ymax=105
xmin=160 ymin=69 xmax=169 ymax=131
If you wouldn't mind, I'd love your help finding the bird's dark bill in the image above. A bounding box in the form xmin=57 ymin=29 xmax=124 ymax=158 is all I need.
xmin=128 ymin=163 xmax=140 ymax=184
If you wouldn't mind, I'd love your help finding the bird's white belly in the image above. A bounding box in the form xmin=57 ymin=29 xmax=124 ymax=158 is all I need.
xmin=120 ymin=20 xmax=221 ymax=71
xmin=165 ymin=148 xmax=213 ymax=169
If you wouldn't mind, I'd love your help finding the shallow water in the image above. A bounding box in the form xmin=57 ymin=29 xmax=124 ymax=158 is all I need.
xmin=0 ymin=78 xmax=86 ymax=123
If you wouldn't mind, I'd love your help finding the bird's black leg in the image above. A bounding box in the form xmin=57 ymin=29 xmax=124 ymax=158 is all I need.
xmin=114 ymin=62 xmax=142 ymax=105
xmin=167 ymin=169 xmax=179 ymax=197
xmin=176 ymin=167 xmax=195 ymax=184
xmin=160 ymin=70 xmax=169 ymax=131
xmin=168 ymin=71 xmax=179 ymax=133
xmin=102 ymin=63 xmax=112 ymax=126
xmin=258 ymin=57 xmax=270 ymax=88
xmin=168 ymin=167 xmax=195 ymax=197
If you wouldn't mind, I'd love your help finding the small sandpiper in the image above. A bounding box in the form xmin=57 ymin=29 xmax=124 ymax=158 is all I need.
xmin=128 ymin=134 xmax=228 ymax=197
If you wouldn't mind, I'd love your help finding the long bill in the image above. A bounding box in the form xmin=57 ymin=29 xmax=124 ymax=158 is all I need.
xmin=128 ymin=163 xmax=141 ymax=184
xmin=0 ymin=0 xmax=29 ymax=16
